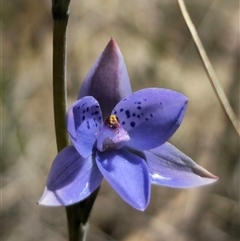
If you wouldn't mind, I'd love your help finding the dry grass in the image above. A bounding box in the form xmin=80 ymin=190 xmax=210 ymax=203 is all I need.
xmin=2 ymin=0 xmax=239 ymax=240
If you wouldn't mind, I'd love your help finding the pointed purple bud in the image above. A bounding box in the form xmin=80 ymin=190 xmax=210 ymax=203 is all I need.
xmin=78 ymin=38 xmax=132 ymax=119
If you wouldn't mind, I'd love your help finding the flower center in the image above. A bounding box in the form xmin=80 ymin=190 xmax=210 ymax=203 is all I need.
xmin=97 ymin=115 xmax=130 ymax=152
xmin=105 ymin=115 xmax=120 ymax=129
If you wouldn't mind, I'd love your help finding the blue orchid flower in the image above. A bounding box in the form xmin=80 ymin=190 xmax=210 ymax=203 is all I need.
xmin=38 ymin=39 xmax=217 ymax=211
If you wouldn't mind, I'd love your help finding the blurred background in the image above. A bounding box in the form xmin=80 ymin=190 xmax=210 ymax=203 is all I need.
xmin=2 ymin=0 xmax=239 ymax=240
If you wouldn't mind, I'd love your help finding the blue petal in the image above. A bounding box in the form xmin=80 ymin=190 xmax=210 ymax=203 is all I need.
xmin=38 ymin=146 xmax=103 ymax=206
xmin=112 ymin=88 xmax=188 ymax=150
xmin=96 ymin=148 xmax=150 ymax=211
xmin=66 ymin=96 xmax=102 ymax=158
xmin=78 ymin=39 xmax=132 ymax=119
xmin=145 ymin=143 xmax=218 ymax=188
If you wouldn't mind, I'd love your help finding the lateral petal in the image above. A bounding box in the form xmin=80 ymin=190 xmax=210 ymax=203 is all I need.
xmin=145 ymin=142 xmax=218 ymax=188
xmin=112 ymin=88 xmax=188 ymax=150
xmin=66 ymin=96 xmax=102 ymax=158
xmin=38 ymin=146 xmax=103 ymax=206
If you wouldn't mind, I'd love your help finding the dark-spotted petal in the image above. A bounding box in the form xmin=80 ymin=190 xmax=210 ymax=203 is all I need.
xmin=112 ymin=88 xmax=188 ymax=150
xmin=96 ymin=149 xmax=150 ymax=211
xmin=145 ymin=142 xmax=218 ymax=188
xmin=78 ymin=38 xmax=132 ymax=119
xmin=66 ymin=96 xmax=102 ymax=158
xmin=38 ymin=146 xmax=103 ymax=206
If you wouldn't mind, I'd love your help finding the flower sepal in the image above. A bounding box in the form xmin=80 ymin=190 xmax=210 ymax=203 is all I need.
xmin=145 ymin=142 xmax=218 ymax=188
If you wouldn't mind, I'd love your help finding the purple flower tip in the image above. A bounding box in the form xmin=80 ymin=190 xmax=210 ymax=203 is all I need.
xmin=78 ymin=38 xmax=132 ymax=119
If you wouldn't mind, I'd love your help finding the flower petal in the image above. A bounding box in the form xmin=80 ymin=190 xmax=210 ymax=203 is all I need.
xmin=96 ymin=148 xmax=150 ymax=211
xmin=144 ymin=142 xmax=218 ymax=188
xmin=38 ymin=146 xmax=103 ymax=206
xmin=112 ymin=88 xmax=188 ymax=150
xmin=78 ymin=38 xmax=132 ymax=119
xmin=66 ymin=96 xmax=102 ymax=158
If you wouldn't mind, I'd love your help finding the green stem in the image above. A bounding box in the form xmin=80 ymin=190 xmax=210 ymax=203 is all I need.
xmin=52 ymin=1 xmax=100 ymax=240
xmin=66 ymin=187 xmax=100 ymax=241
xmin=52 ymin=0 xmax=71 ymax=151
xmin=52 ymin=1 xmax=84 ymax=240
xmin=53 ymin=19 xmax=69 ymax=151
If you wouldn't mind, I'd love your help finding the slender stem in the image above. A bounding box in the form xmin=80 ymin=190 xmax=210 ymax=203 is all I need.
xmin=52 ymin=1 xmax=100 ymax=241
xmin=66 ymin=206 xmax=86 ymax=241
xmin=53 ymin=20 xmax=69 ymax=151
xmin=177 ymin=0 xmax=240 ymax=136
xmin=52 ymin=1 xmax=84 ymax=241
xmin=66 ymin=186 xmax=101 ymax=241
